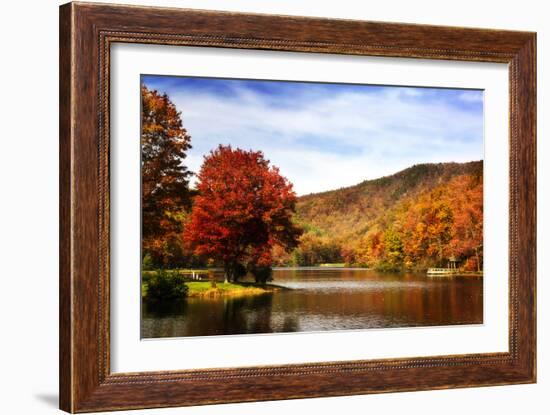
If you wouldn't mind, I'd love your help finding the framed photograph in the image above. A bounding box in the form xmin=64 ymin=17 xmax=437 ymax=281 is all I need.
xmin=59 ymin=2 xmax=536 ymax=412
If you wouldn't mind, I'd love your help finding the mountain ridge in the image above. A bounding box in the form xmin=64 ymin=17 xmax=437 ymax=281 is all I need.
xmin=299 ymin=160 xmax=482 ymax=201
xmin=296 ymin=160 xmax=482 ymax=237
xmin=271 ymin=160 xmax=483 ymax=269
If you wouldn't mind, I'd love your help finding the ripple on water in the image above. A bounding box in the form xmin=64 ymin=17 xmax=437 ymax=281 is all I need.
xmin=274 ymin=280 xmax=431 ymax=292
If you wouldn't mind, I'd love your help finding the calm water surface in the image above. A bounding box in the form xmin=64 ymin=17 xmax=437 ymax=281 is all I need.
xmin=141 ymin=268 xmax=483 ymax=338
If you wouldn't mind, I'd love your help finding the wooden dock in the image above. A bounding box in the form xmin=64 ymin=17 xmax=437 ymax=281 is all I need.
xmin=427 ymin=268 xmax=461 ymax=276
xmin=427 ymin=268 xmax=483 ymax=277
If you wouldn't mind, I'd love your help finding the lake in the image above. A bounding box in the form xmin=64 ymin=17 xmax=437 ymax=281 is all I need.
xmin=141 ymin=268 xmax=483 ymax=338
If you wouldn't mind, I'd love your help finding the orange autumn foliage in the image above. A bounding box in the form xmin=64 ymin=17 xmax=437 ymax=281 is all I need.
xmin=141 ymin=85 xmax=194 ymax=267
xmin=284 ymin=162 xmax=483 ymax=271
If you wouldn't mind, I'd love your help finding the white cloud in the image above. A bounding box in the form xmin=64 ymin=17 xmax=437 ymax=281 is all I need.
xmin=169 ymin=85 xmax=483 ymax=195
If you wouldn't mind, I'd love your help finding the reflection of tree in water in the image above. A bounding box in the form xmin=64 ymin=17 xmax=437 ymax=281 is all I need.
xmin=142 ymin=271 xmax=483 ymax=338
xmin=222 ymin=293 xmax=275 ymax=334
xmin=142 ymin=298 xmax=187 ymax=317
xmin=282 ymin=316 xmax=299 ymax=332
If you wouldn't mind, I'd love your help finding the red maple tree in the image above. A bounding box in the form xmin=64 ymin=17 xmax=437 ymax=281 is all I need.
xmin=184 ymin=145 xmax=302 ymax=282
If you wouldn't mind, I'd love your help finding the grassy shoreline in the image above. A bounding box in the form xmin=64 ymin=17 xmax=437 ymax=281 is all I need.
xmin=186 ymin=281 xmax=282 ymax=298
xmin=142 ymin=279 xmax=283 ymax=300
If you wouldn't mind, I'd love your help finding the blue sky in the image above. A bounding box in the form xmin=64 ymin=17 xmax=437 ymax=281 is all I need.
xmin=142 ymin=75 xmax=483 ymax=196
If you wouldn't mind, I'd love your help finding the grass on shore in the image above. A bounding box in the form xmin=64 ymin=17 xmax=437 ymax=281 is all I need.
xmin=185 ymin=281 xmax=280 ymax=298
xmin=142 ymin=279 xmax=280 ymax=300
xmin=318 ymin=263 xmax=346 ymax=267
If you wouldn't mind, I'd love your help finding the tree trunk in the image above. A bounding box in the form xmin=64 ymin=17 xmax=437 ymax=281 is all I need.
xmin=223 ymin=262 xmax=232 ymax=283
xmin=469 ymin=227 xmax=481 ymax=273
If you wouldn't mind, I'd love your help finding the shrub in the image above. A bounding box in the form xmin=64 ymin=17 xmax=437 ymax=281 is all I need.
xmin=142 ymin=253 xmax=154 ymax=271
xmin=145 ymin=270 xmax=188 ymax=302
xmin=374 ymin=262 xmax=402 ymax=273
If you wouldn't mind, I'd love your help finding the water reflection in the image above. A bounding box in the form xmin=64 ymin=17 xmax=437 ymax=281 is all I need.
xmin=141 ymin=268 xmax=483 ymax=338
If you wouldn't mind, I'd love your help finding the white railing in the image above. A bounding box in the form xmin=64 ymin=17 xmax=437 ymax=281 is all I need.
xmin=427 ymin=268 xmax=460 ymax=273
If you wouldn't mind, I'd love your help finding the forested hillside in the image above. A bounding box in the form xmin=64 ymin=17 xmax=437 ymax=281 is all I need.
xmin=272 ymin=161 xmax=483 ymax=271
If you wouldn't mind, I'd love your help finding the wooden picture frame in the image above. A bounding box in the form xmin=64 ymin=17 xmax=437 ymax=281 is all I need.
xmin=59 ymin=2 xmax=536 ymax=412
